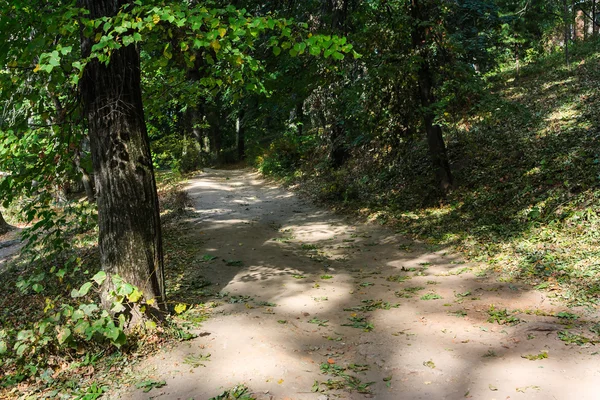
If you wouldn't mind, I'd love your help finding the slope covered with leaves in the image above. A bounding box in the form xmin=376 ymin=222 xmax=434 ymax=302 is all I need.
xmin=258 ymin=39 xmax=600 ymax=307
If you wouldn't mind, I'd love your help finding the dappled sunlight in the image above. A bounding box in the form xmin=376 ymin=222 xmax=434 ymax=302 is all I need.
xmin=121 ymin=168 xmax=600 ymax=400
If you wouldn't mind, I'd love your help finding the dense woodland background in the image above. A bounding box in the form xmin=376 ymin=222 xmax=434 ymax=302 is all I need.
xmin=1 ymin=0 xmax=600 ymax=397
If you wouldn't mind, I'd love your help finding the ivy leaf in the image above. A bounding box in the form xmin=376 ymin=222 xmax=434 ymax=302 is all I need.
xmin=78 ymin=281 xmax=93 ymax=296
xmin=57 ymin=327 xmax=72 ymax=345
xmin=91 ymin=271 xmax=107 ymax=285
xmin=127 ymin=288 xmax=143 ymax=303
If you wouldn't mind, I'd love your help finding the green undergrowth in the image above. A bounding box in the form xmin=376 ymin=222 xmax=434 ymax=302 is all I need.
xmin=0 ymin=170 xmax=209 ymax=398
xmin=257 ymin=39 xmax=600 ymax=307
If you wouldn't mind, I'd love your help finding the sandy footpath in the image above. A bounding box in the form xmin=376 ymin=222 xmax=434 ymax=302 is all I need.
xmin=117 ymin=168 xmax=600 ymax=400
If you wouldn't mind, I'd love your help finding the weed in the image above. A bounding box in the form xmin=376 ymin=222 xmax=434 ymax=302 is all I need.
xmin=420 ymin=293 xmax=442 ymax=300
xmin=292 ymin=274 xmax=306 ymax=279
xmin=301 ymin=244 xmax=318 ymax=250
xmin=521 ymin=351 xmax=548 ymax=360
xmin=277 ymin=320 xmax=287 ymax=324
xmin=320 ymin=275 xmax=334 ymax=279
xmin=229 ymin=295 xmax=253 ymax=304
xmin=426 ymin=280 xmax=439 ymax=285
xmin=224 ymin=260 xmax=244 ymax=267
xmin=135 ymin=379 xmax=167 ymax=393
xmin=208 ymin=385 xmax=255 ymax=400
xmin=386 ymin=275 xmax=412 ymax=282
xmin=482 ymin=350 xmax=497 ymax=358
xmin=359 ymin=281 xmax=375 ymax=287
xmin=423 ymin=360 xmax=436 ymax=369
xmin=487 ymin=305 xmax=521 ymax=325
xmin=344 ymin=299 xmax=399 ymax=312
xmin=555 ymin=312 xmax=578 ymax=320
xmin=183 ymin=353 xmax=211 ymax=368
xmin=308 ymin=318 xmax=329 ymax=327
xmin=404 ymin=286 xmax=425 ymax=293
xmin=558 ymin=331 xmax=595 ymax=346
xmin=449 ymin=310 xmax=467 ymax=317
xmin=342 ymin=316 xmax=374 ymax=331
xmin=256 ymin=301 xmax=277 ymax=307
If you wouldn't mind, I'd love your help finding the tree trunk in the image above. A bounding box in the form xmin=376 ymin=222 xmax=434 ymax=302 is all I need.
xmin=296 ymin=101 xmax=304 ymax=136
xmin=594 ymin=0 xmax=598 ymax=36
xmin=0 ymin=210 xmax=11 ymax=235
xmin=564 ymin=0 xmax=570 ymax=68
xmin=78 ymin=0 xmax=166 ymax=312
xmin=236 ymin=110 xmax=245 ymax=161
xmin=410 ymin=0 xmax=453 ymax=193
xmin=73 ymin=142 xmax=95 ymax=202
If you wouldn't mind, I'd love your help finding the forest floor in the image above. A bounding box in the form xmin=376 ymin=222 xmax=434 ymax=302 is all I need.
xmin=113 ymin=167 xmax=600 ymax=400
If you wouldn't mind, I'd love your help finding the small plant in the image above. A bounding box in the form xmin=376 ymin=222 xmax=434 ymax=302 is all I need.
xmin=277 ymin=320 xmax=287 ymax=324
xmin=202 ymin=254 xmax=218 ymax=262
xmin=420 ymin=293 xmax=442 ymax=300
xmin=423 ymin=360 xmax=436 ymax=369
xmin=386 ymin=275 xmax=411 ymax=282
xmin=359 ymin=281 xmax=375 ymax=287
xmin=342 ymin=315 xmax=374 ymax=331
xmin=558 ymin=331 xmax=594 ymax=346
xmin=255 ymin=301 xmax=277 ymax=307
xmin=224 ymin=260 xmax=244 ymax=267
xmin=292 ymin=274 xmax=306 ymax=279
xmin=521 ymin=351 xmax=548 ymax=360
xmin=135 ymin=379 xmax=167 ymax=393
xmin=487 ymin=305 xmax=521 ymax=325
xmin=208 ymin=385 xmax=256 ymax=400
xmin=555 ymin=312 xmax=578 ymax=320
xmin=449 ymin=310 xmax=467 ymax=317
xmin=344 ymin=299 xmax=399 ymax=312
xmin=229 ymin=295 xmax=253 ymax=304
xmin=482 ymin=350 xmax=497 ymax=358
xmin=308 ymin=318 xmax=329 ymax=326
xmin=301 ymin=244 xmax=318 ymax=250
xmin=426 ymin=280 xmax=439 ymax=285
xmin=404 ymin=286 xmax=425 ymax=293
xmin=183 ymin=353 xmax=211 ymax=368
xmin=455 ymin=291 xmax=472 ymax=298
xmin=320 ymin=275 xmax=333 ymax=279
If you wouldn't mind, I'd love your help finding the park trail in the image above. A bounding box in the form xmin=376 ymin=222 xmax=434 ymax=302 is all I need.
xmin=117 ymin=167 xmax=600 ymax=400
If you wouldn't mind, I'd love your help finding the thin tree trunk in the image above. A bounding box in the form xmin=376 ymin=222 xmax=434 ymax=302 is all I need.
xmin=73 ymin=141 xmax=95 ymax=202
xmin=236 ymin=110 xmax=245 ymax=161
xmin=411 ymin=0 xmax=453 ymax=193
xmin=78 ymin=0 xmax=166 ymax=313
xmin=594 ymin=0 xmax=598 ymax=36
xmin=0 ymin=210 xmax=11 ymax=235
xmin=296 ymin=101 xmax=304 ymax=136
xmin=564 ymin=0 xmax=570 ymax=68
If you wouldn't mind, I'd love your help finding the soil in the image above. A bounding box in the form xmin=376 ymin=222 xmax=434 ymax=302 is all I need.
xmin=115 ymin=168 xmax=600 ymax=400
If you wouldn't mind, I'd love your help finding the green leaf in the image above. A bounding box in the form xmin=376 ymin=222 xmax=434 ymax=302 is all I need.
xmin=174 ymin=303 xmax=187 ymax=314
xmin=32 ymin=283 xmax=44 ymax=293
xmin=92 ymin=271 xmax=107 ymax=285
xmin=127 ymin=288 xmax=143 ymax=303
xmin=0 ymin=340 xmax=7 ymax=354
xmin=273 ymin=46 xmax=281 ymax=56
xmin=331 ymin=52 xmax=344 ymax=60
xmin=57 ymin=327 xmax=72 ymax=345
xmin=78 ymin=281 xmax=93 ymax=296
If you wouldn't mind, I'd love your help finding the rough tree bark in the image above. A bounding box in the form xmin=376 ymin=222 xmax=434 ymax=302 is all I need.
xmin=410 ymin=0 xmax=453 ymax=193
xmin=78 ymin=0 xmax=166 ymax=311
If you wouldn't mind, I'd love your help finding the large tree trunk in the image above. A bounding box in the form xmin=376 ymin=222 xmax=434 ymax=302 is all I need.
xmin=410 ymin=0 xmax=453 ymax=193
xmin=78 ymin=0 xmax=166 ymax=312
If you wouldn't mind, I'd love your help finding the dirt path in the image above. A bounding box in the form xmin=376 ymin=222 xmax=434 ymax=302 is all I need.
xmin=121 ymin=168 xmax=600 ymax=400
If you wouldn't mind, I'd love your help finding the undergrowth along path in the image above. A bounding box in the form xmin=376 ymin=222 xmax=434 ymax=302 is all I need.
xmin=118 ymin=168 xmax=600 ymax=400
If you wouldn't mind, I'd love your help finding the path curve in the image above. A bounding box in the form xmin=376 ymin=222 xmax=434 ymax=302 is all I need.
xmin=121 ymin=168 xmax=599 ymax=400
